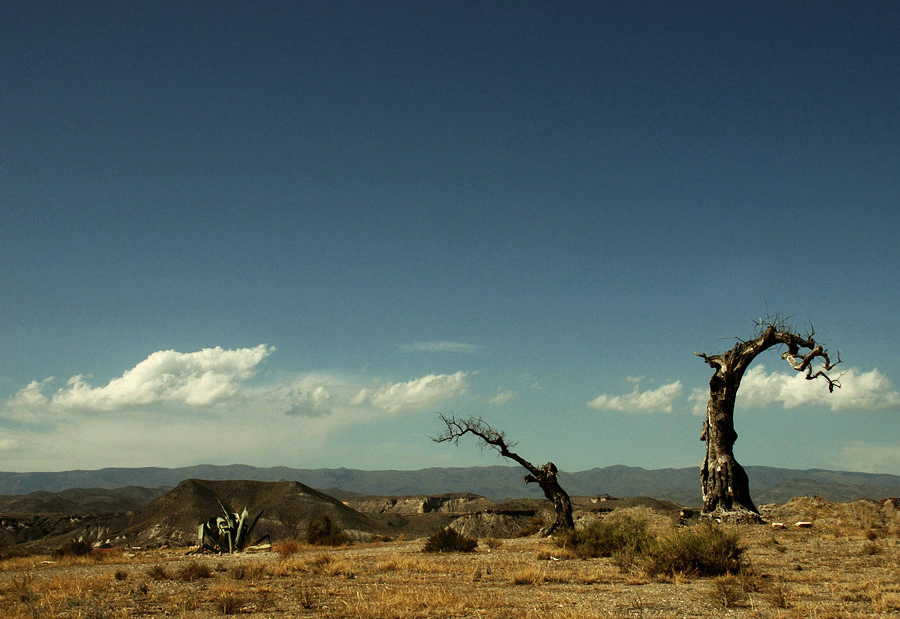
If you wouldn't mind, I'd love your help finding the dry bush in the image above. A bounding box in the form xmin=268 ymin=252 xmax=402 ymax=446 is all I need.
xmin=709 ymin=574 xmax=751 ymax=609
xmin=178 ymin=559 xmax=212 ymax=581
xmin=271 ymin=554 xmax=308 ymax=575
xmin=642 ymin=522 xmax=744 ymax=578
xmin=374 ymin=554 xmax=448 ymax=575
xmin=230 ymin=561 xmax=267 ymax=582
xmin=54 ymin=539 xmax=93 ymax=559
xmin=273 ymin=538 xmax=302 ymax=558
xmin=518 ymin=516 xmax=546 ymax=537
xmin=308 ymin=553 xmax=355 ymax=577
xmin=510 ymin=565 xmax=546 ymax=585
xmin=210 ymin=582 xmax=247 ymax=615
xmin=423 ymin=527 xmax=478 ymax=553
xmin=146 ymin=564 xmax=170 ymax=580
xmin=761 ymin=580 xmax=792 ymax=608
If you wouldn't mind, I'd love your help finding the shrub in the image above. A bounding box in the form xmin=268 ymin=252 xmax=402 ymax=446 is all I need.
xmin=642 ymin=522 xmax=744 ymax=577
xmin=179 ymin=560 xmax=212 ymax=582
xmin=273 ymin=538 xmax=301 ymax=558
xmin=518 ymin=517 xmax=546 ymax=537
xmin=0 ymin=548 xmax=32 ymax=561
xmin=306 ymin=514 xmax=349 ymax=547
xmin=54 ymin=539 xmax=94 ymax=558
xmin=556 ymin=514 xmax=655 ymax=564
xmin=423 ymin=527 xmax=478 ymax=553
xmin=146 ymin=564 xmax=170 ymax=580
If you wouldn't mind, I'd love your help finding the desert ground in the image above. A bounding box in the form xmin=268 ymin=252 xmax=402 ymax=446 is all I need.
xmin=2 ymin=496 xmax=899 ymax=619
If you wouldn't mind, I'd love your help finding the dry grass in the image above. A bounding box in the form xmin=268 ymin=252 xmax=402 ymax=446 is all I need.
xmin=3 ymin=500 xmax=900 ymax=617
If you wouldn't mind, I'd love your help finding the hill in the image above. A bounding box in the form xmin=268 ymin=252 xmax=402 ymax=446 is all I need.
xmin=10 ymin=478 xmax=387 ymax=553
xmin=2 ymin=464 xmax=900 ymax=506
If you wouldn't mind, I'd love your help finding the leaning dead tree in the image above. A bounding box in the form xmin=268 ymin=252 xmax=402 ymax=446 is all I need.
xmin=432 ymin=413 xmax=574 ymax=535
xmin=696 ymin=317 xmax=840 ymax=520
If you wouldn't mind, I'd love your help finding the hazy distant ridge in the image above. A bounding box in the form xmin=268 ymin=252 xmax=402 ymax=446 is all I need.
xmin=3 ymin=465 xmax=900 ymax=506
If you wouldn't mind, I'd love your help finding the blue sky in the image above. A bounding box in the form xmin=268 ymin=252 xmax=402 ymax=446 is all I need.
xmin=2 ymin=1 xmax=899 ymax=477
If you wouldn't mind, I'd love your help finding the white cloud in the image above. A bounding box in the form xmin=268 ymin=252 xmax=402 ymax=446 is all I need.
xmin=6 ymin=345 xmax=274 ymax=414
xmin=735 ymin=365 xmax=900 ymax=412
xmin=588 ymin=381 xmax=683 ymax=414
xmin=688 ymin=387 xmax=708 ymax=416
xmin=687 ymin=365 xmax=900 ymax=415
xmin=402 ymin=341 xmax=484 ymax=354
xmin=489 ymin=390 xmax=515 ymax=405
xmin=353 ymin=372 xmax=468 ymax=414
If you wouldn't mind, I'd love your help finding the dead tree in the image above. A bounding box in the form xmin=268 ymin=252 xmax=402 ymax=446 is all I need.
xmin=696 ymin=318 xmax=840 ymax=520
xmin=432 ymin=413 xmax=574 ymax=535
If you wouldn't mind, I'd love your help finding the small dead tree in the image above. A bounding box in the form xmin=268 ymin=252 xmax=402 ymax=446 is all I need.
xmin=432 ymin=413 xmax=574 ymax=535
xmin=696 ymin=317 xmax=840 ymax=519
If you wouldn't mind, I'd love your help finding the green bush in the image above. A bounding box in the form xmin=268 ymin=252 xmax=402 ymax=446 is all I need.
xmin=306 ymin=514 xmax=349 ymax=547
xmin=423 ymin=527 xmax=478 ymax=553
xmin=642 ymin=522 xmax=744 ymax=577
xmin=557 ymin=514 xmax=744 ymax=578
xmin=557 ymin=513 xmax=655 ymax=564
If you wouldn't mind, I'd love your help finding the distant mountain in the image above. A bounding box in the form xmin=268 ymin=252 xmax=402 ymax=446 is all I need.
xmin=0 ymin=486 xmax=170 ymax=515
xmin=2 ymin=464 xmax=899 ymax=506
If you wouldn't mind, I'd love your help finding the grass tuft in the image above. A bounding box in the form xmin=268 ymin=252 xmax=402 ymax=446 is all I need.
xmin=178 ymin=560 xmax=212 ymax=582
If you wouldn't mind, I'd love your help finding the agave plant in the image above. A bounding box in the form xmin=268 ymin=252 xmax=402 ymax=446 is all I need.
xmin=197 ymin=500 xmax=264 ymax=554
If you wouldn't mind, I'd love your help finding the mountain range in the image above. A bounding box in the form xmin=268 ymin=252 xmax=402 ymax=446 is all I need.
xmin=3 ymin=464 xmax=900 ymax=507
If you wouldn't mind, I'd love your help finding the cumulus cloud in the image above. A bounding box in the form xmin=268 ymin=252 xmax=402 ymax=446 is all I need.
xmin=353 ymin=372 xmax=468 ymax=414
xmin=489 ymin=390 xmax=515 ymax=405
xmin=588 ymin=381 xmax=683 ymax=414
xmin=6 ymin=345 xmax=274 ymax=414
xmin=733 ymin=365 xmax=900 ymax=412
xmin=688 ymin=365 xmax=900 ymax=415
xmin=402 ymin=341 xmax=484 ymax=354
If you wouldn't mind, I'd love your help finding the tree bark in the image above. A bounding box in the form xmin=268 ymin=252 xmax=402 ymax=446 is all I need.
xmin=525 ymin=462 xmax=575 ymax=535
xmin=696 ymin=322 xmax=840 ymax=519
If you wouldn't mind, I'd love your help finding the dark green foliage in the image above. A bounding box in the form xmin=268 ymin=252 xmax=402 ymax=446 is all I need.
xmin=557 ymin=514 xmax=655 ymax=563
xmin=642 ymin=522 xmax=744 ymax=577
xmin=423 ymin=527 xmax=478 ymax=553
xmin=306 ymin=514 xmax=349 ymax=547
xmin=54 ymin=539 xmax=93 ymax=558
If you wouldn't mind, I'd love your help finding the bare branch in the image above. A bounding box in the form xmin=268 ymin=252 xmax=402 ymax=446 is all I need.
xmin=432 ymin=413 xmax=535 ymax=474
xmin=431 ymin=412 xmax=574 ymax=534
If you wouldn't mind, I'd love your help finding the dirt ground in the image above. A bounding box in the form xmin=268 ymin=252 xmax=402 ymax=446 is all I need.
xmin=2 ymin=498 xmax=899 ymax=618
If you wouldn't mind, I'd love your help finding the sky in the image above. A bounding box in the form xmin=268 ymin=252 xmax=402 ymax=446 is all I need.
xmin=2 ymin=1 xmax=899 ymax=477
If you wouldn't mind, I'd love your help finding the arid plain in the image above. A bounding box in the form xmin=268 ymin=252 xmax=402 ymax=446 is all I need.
xmin=2 ymin=496 xmax=899 ymax=619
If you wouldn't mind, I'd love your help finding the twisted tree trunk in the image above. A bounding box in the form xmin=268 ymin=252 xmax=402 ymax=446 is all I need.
xmin=696 ymin=321 xmax=840 ymax=520
xmin=525 ymin=462 xmax=575 ymax=535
